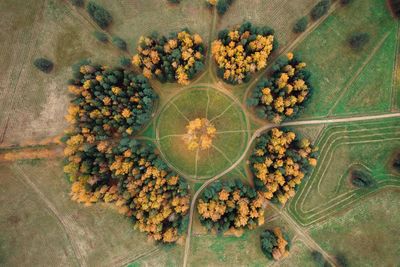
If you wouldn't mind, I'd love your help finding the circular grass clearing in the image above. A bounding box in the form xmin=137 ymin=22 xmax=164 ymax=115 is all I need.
xmin=156 ymin=87 xmax=249 ymax=180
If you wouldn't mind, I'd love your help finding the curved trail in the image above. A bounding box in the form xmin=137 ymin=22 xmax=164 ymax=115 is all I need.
xmin=182 ymin=112 xmax=400 ymax=267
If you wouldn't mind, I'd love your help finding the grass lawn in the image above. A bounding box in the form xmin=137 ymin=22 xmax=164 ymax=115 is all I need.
xmin=0 ymin=159 xmax=184 ymax=266
xmin=287 ymin=118 xmax=400 ymax=226
xmin=157 ymin=88 xmax=248 ymax=179
xmin=310 ymin=189 xmax=400 ymax=267
xmin=295 ymin=0 xmax=397 ymax=118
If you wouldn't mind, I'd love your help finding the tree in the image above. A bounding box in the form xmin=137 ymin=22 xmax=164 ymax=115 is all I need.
xmin=393 ymin=152 xmax=400 ymax=171
xmin=260 ymin=228 xmax=290 ymax=260
xmin=348 ymin=32 xmax=370 ymax=50
xmin=33 ymin=58 xmax=54 ymax=73
xmin=119 ymin=56 xmax=131 ymax=67
xmin=311 ymin=251 xmax=331 ymax=267
xmin=87 ymin=1 xmax=113 ymax=29
xmin=340 ymin=0 xmax=352 ymax=5
xmin=293 ymin=17 xmax=308 ymax=33
xmin=93 ymin=31 xmax=108 ymax=43
xmin=70 ymin=0 xmax=84 ymax=7
xmin=350 ymin=170 xmax=374 ymax=188
xmin=311 ymin=0 xmax=330 ymax=20
xmin=216 ymin=0 xmax=229 ymax=14
xmin=112 ymin=36 xmax=127 ymax=50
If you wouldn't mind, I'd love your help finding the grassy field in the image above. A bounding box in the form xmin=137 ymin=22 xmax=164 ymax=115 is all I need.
xmin=157 ymin=88 xmax=248 ymax=179
xmin=310 ymin=189 xmax=400 ymax=266
xmin=295 ymin=0 xmax=397 ymax=118
xmin=287 ymin=117 xmax=400 ymax=226
xmin=0 ymin=159 xmax=184 ymax=266
xmin=189 ymin=210 xmax=291 ymax=267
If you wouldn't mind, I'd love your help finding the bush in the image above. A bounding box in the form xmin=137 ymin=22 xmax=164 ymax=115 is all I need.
xmin=350 ymin=170 xmax=374 ymax=188
xmin=168 ymin=0 xmax=180 ymax=3
xmin=389 ymin=0 xmax=400 ymax=17
xmin=348 ymin=32 xmax=370 ymax=50
xmin=112 ymin=36 xmax=127 ymax=50
xmin=311 ymin=0 xmax=330 ymax=20
xmin=70 ymin=0 xmax=84 ymax=7
xmin=119 ymin=56 xmax=131 ymax=67
xmin=293 ymin=17 xmax=308 ymax=33
xmin=311 ymin=251 xmax=331 ymax=267
xmin=87 ymin=1 xmax=112 ymax=29
xmin=217 ymin=0 xmax=233 ymax=15
xmin=33 ymin=58 xmax=54 ymax=73
xmin=340 ymin=0 xmax=352 ymax=5
xmin=393 ymin=152 xmax=400 ymax=171
xmin=93 ymin=31 xmax=108 ymax=43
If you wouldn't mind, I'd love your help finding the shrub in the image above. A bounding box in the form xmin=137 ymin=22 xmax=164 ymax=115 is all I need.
xmin=216 ymin=0 xmax=229 ymax=14
xmin=311 ymin=0 xmax=330 ymax=20
xmin=348 ymin=32 xmax=370 ymax=50
xmin=112 ymin=36 xmax=127 ymax=50
xmin=168 ymin=0 xmax=180 ymax=3
xmin=340 ymin=0 xmax=352 ymax=5
xmin=87 ymin=1 xmax=112 ymax=29
xmin=33 ymin=58 xmax=54 ymax=73
xmin=393 ymin=152 xmax=400 ymax=171
xmin=119 ymin=56 xmax=131 ymax=67
xmin=93 ymin=31 xmax=108 ymax=43
xmin=311 ymin=251 xmax=331 ymax=267
xmin=260 ymin=228 xmax=290 ymax=260
xmin=389 ymin=0 xmax=400 ymax=17
xmin=350 ymin=170 xmax=374 ymax=188
xmin=293 ymin=17 xmax=308 ymax=33
xmin=70 ymin=0 xmax=84 ymax=7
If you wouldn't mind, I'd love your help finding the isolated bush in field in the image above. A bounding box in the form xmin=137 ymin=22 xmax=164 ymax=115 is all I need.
xmin=248 ymin=53 xmax=313 ymax=124
xmin=87 ymin=1 xmax=112 ymax=29
xmin=112 ymin=36 xmax=127 ymax=50
xmin=70 ymin=0 xmax=84 ymax=7
xmin=33 ymin=58 xmax=54 ymax=73
xmin=217 ymin=0 xmax=235 ymax=15
xmin=350 ymin=170 xmax=374 ymax=188
xmin=250 ymin=128 xmax=318 ymax=204
xmin=132 ymin=30 xmax=206 ymax=85
xmin=197 ymin=180 xmax=265 ymax=232
xmin=311 ymin=0 xmax=331 ymax=20
xmin=348 ymin=32 xmax=370 ymax=50
xmin=212 ymin=21 xmax=277 ymax=84
xmin=260 ymin=228 xmax=290 ymax=260
xmin=93 ymin=31 xmax=108 ymax=43
xmin=293 ymin=17 xmax=308 ymax=33
xmin=393 ymin=152 xmax=400 ymax=171
xmin=119 ymin=56 xmax=131 ymax=67
xmin=389 ymin=0 xmax=400 ymax=17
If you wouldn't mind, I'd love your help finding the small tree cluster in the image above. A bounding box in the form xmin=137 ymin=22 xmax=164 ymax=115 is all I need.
xmin=33 ymin=58 xmax=54 ymax=73
xmin=350 ymin=170 xmax=375 ymax=188
xmin=393 ymin=152 xmax=400 ymax=172
xmin=183 ymin=118 xmax=216 ymax=151
xmin=70 ymin=0 xmax=84 ymax=7
xmin=93 ymin=31 xmax=108 ymax=43
xmin=260 ymin=227 xmax=290 ymax=260
xmin=311 ymin=0 xmax=330 ymax=21
xmin=65 ymin=64 xmax=157 ymax=141
xmin=311 ymin=251 xmax=331 ymax=267
xmin=212 ymin=21 xmax=277 ymax=84
xmin=132 ymin=30 xmax=206 ymax=85
xmin=65 ymin=138 xmax=190 ymax=243
xmin=87 ymin=1 xmax=113 ymax=29
xmin=112 ymin=36 xmax=127 ymax=50
xmin=348 ymin=32 xmax=370 ymax=51
xmin=197 ymin=180 xmax=265 ymax=232
xmin=248 ymin=53 xmax=312 ymax=124
xmin=250 ymin=128 xmax=318 ymax=204
xmin=293 ymin=17 xmax=308 ymax=33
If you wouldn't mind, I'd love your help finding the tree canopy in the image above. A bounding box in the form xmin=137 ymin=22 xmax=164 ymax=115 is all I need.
xmin=248 ymin=53 xmax=313 ymax=124
xmin=33 ymin=58 xmax=54 ymax=73
xmin=132 ymin=30 xmax=206 ymax=85
xmin=260 ymin=227 xmax=290 ymax=260
xmin=212 ymin=21 xmax=277 ymax=84
xmin=87 ymin=1 xmax=113 ymax=29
